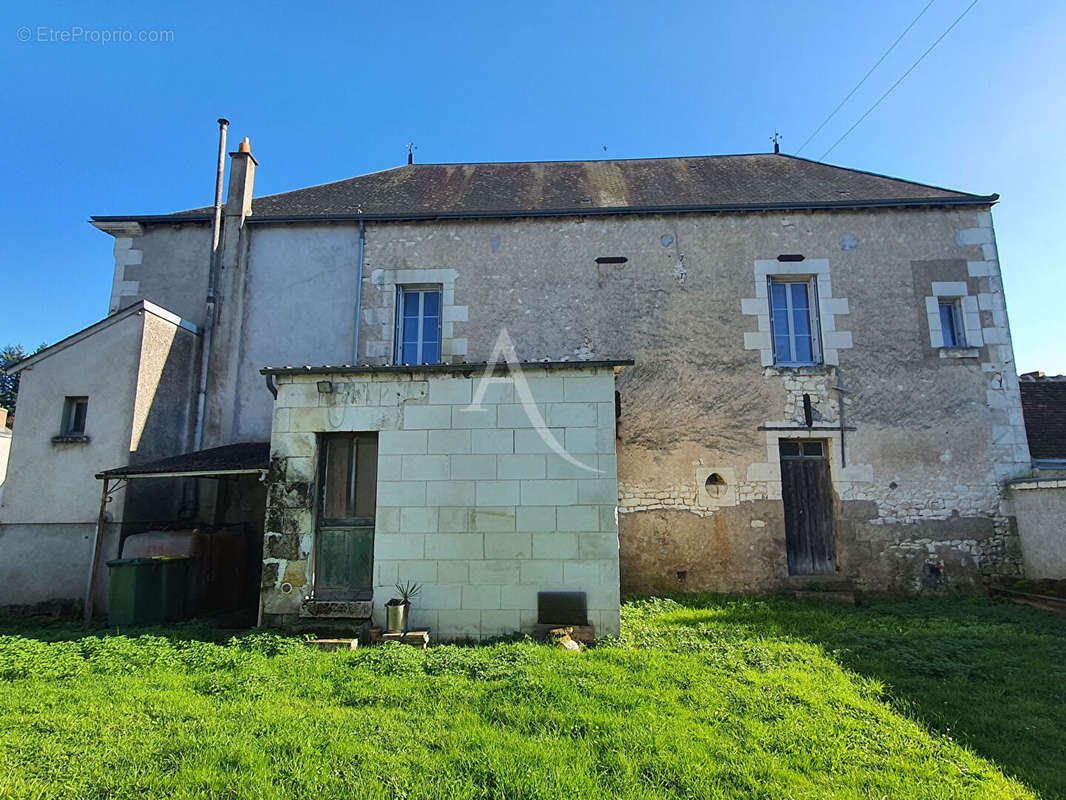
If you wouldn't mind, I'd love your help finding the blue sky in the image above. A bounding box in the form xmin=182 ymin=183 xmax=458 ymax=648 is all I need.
xmin=2 ymin=0 xmax=1064 ymax=372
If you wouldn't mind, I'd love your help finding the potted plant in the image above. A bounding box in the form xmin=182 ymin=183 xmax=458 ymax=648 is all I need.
xmin=385 ymin=581 xmax=421 ymax=634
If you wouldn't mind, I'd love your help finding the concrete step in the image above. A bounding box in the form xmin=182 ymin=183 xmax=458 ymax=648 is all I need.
xmin=784 ymin=574 xmax=857 ymax=605
xmin=793 ymin=589 xmax=857 ymax=605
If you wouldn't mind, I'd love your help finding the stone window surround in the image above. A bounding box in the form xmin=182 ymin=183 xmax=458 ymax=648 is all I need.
xmin=925 ymin=281 xmax=982 ymax=354
xmin=364 ymin=268 xmax=468 ymax=362
xmin=741 ymin=258 xmax=853 ymax=367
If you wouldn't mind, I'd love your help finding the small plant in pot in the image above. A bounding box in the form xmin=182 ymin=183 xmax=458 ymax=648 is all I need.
xmin=385 ymin=581 xmax=421 ymax=634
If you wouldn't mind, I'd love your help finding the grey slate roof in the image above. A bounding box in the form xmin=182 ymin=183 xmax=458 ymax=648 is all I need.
xmin=93 ymin=154 xmax=996 ymax=224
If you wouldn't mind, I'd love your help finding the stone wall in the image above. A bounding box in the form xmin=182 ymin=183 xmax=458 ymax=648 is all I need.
xmin=262 ymin=366 xmax=622 ymax=639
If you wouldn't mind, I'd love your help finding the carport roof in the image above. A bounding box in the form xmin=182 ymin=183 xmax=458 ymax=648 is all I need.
xmin=96 ymin=442 xmax=270 ymax=479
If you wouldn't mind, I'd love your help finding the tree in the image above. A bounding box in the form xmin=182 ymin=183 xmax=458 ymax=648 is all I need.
xmin=0 ymin=343 xmax=46 ymax=417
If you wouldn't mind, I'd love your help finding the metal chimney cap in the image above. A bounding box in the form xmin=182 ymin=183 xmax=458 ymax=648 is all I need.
xmin=217 ymin=118 xmax=230 ymax=126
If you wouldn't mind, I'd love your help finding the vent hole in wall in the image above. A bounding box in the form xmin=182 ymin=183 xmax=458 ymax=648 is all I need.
xmin=704 ymin=472 xmax=726 ymax=498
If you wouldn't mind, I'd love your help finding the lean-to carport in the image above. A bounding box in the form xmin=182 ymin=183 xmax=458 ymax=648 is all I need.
xmin=84 ymin=442 xmax=269 ymax=625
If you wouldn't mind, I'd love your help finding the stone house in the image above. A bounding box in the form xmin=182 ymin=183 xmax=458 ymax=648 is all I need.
xmin=0 ymin=134 xmax=1033 ymax=637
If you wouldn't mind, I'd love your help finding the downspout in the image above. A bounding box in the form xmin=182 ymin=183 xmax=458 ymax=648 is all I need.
xmin=193 ymin=117 xmax=229 ymax=451
xmin=833 ymin=367 xmax=849 ymax=468
xmin=353 ymin=219 xmax=365 ymax=363
xmin=83 ymin=478 xmax=109 ymax=626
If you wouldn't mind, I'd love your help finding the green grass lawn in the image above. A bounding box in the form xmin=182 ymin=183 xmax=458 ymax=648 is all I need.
xmin=0 ymin=595 xmax=1062 ymax=799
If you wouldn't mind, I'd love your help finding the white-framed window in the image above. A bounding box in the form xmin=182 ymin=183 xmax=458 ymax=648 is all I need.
xmin=62 ymin=396 xmax=88 ymax=435
xmin=938 ymin=298 xmax=966 ymax=348
xmin=394 ymin=285 xmax=442 ymax=365
xmin=769 ymin=277 xmax=821 ymax=365
xmin=925 ymin=282 xmax=981 ymax=352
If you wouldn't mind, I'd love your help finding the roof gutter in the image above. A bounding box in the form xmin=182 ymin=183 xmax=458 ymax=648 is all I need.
xmin=261 ymin=359 xmax=634 ymax=377
xmin=94 ymin=468 xmax=266 ymax=480
xmin=88 ymin=193 xmax=1000 ymax=227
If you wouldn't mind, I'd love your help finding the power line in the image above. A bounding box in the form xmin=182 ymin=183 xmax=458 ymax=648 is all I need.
xmin=820 ymin=0 xmax=981 ymax=160
xmin=797 ymin=0 xmax=937 ymax=155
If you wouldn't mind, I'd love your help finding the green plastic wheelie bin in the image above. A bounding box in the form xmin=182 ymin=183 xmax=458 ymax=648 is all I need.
xmin=106 ymin=555 xmax=190 ymax=626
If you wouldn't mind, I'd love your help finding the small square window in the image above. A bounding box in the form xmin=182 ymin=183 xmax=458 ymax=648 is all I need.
xmin=394 ymin=286 xmax=442 ymax=365
xmin=769 ymin=277 xmax=821 ymax=365
xmin=779 ymin=441 xmax=801 ymax=457
xmin=62 ymin=397 xmax=88 ymax=435
xmin=938 ymin=299 xmax=966 ymax=348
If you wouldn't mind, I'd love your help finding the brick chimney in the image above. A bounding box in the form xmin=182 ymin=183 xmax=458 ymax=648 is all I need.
xmin=0 ymin=408 xmax=8 ymax=429
xmin=224 ymin=137 xmax=257 ymax=220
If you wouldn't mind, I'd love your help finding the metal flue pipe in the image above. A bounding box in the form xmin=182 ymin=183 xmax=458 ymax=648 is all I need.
xmin=193 ymin=117 xmax=229 ymax=451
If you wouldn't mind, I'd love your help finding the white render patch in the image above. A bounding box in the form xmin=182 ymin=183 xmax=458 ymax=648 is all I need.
xmin=109 ymin=236 xmax=144 ymax=314
xmin=363 ymin=268 xmax=468 ymax=361
xmin=740 ymin=258 xmax=853 ymax=366
xmin=263 ymin=367 xmax=622 ymax=640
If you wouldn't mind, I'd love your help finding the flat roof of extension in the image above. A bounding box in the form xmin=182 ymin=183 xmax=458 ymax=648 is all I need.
xmin=261 ymin=360 xmax=633 ymax=377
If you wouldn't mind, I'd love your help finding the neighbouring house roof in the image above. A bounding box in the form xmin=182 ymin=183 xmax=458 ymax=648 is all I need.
xmin=260 ymin=360 xmax=634 ymax=377
xmin=91 ymin=154 xmax=997 ymax=225
xmin=1019 ymin=377 xmax=1066 ymax=460
xmin=5 ymin=300 xmax=198 ymax=375
xmin=97 ymin=442 xmax=270 ymax=479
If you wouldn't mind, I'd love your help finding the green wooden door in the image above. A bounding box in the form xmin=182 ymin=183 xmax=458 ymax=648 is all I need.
xmin=315 ymin=525 xmax=374 ymax=599
xmin=315 ymin=433 xmax=377 ymax=600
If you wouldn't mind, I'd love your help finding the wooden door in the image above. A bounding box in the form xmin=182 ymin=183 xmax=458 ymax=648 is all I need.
xmin=315 ymin=432 xmax=377 ymax=600
xmin=779 ymin=439 xmax=836 ymax=575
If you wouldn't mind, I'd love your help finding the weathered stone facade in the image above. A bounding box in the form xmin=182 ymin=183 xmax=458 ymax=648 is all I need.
xmin=262 ymin=367 xmax=622 ymax=639
xmin=100 ymin=203 xmax=1031 ymax=606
